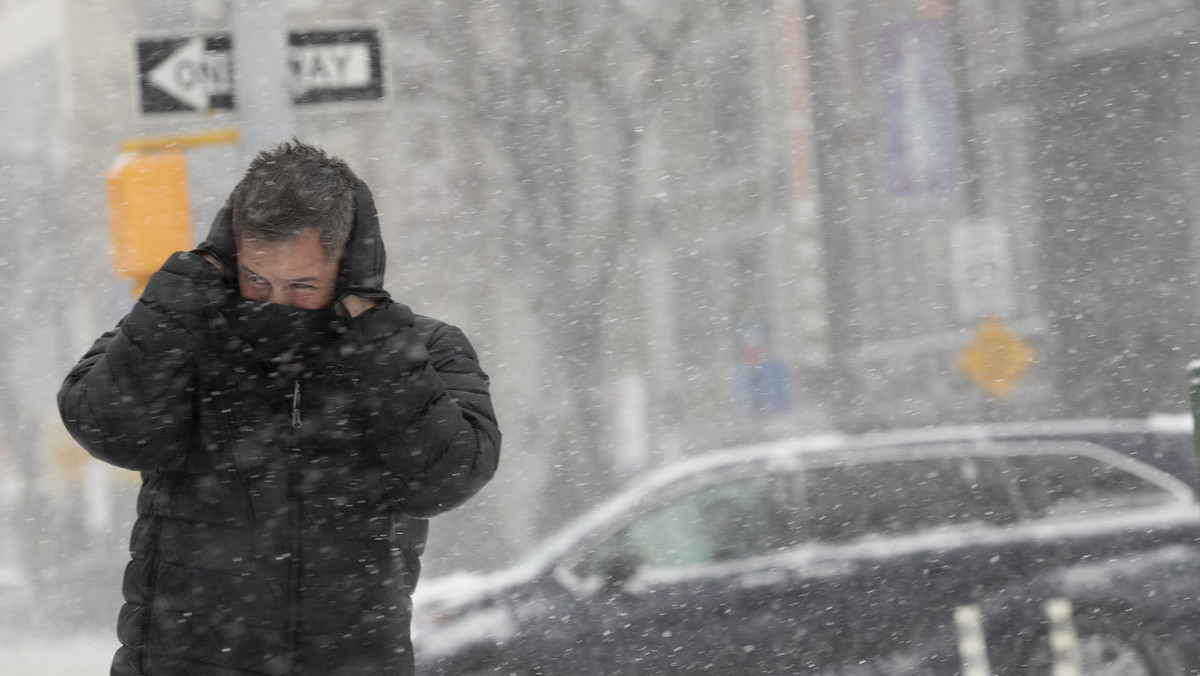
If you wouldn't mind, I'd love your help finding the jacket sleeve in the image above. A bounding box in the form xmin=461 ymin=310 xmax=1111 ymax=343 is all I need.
xmin=57 ymin=251 xmax=227 ymax=471
xmin=342 ymin=302 xmax=501 ymax=518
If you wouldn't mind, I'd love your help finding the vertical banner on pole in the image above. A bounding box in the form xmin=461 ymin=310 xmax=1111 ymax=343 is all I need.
xmin=1189 ymin=360 xmax=1200 ymax=487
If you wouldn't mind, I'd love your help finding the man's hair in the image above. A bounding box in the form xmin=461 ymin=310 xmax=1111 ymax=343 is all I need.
xmin=232 ymin=139 xmax=358 ymax=261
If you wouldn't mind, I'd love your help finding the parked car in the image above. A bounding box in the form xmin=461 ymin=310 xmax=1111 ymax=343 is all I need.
xmin=413 ymin=417 xmax=1200 ymax=675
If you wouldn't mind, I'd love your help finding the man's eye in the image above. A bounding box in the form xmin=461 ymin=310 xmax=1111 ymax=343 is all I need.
xmin=292 ymin=284 xmax=315 ymax=291
xmin=249 ymin=276 xmax=267 ymax=285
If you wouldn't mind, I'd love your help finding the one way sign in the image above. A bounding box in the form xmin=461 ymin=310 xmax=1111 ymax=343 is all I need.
xmin=136 ymin=28 xmax=384 ymax=114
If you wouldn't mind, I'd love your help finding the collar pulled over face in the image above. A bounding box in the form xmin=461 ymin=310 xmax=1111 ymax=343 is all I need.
xmin=222 ymin=297 xmax=344 ymax=370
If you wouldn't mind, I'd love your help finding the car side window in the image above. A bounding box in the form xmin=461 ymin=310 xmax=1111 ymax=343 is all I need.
xmin=794 ymin=464 xmax=876 ymax=542
xmin=1011 ymin=453 xmax=1175 ymax=518
xmin=577 ymin=476 xmax=778 ymax=575
xmin=954 ymin=456 xmax=1024 ymax=526
xmin=793 ymin=456 xmax=1020 ymax=542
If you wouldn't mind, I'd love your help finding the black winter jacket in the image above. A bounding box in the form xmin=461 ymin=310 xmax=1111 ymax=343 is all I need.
xmin=58 ymin=251 xmax=500 ymax=676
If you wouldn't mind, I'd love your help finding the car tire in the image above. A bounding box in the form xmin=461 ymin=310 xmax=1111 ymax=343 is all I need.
xmin=1020 ymin=605 xmax=1188 ymax=676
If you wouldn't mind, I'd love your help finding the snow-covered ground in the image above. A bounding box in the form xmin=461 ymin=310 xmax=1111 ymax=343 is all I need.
xmin=0 ymin=634 xmax=116 ymax=676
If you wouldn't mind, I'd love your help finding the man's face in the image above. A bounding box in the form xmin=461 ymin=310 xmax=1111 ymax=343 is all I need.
xmin=237 ymin=228 xmax=340 ymax=309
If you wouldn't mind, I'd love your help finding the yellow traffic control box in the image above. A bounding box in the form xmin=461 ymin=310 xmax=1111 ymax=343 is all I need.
xmin=106 ymin=149 xmax=192 ymax=291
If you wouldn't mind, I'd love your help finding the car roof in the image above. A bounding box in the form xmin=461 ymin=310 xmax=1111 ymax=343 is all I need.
xmin=637 ymin=415 xmax=1194 ymax=494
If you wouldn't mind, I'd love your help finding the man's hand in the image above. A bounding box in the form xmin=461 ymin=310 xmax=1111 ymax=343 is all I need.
xmin=338 ymin=294 xmax=378 ymax=318
xmin=194 ymin=200 xmax=236 ymax=275
xmin=337 ymin=180 xmax=390 ymax=306
xmin=198 ymin=252 xmax=223 ymax=271
xmin=135 ymin=251 xmax=229 ymax=334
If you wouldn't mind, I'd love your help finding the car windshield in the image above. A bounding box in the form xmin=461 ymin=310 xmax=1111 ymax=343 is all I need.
xmin=575 ymin=476 xmax=778 ymax=575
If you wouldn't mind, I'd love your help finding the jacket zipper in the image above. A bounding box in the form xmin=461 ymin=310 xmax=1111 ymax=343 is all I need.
xmin=292 ymin=379 xmax=302 ymax=429
xmin=285 ymin=378 xmax=304 ymax=670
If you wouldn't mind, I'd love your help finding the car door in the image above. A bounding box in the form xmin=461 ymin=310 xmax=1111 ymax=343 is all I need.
xmin=721 ymin=458 xmax=892 ymax=674
xmin=800 ymin=451 xmax=1027 ymax=675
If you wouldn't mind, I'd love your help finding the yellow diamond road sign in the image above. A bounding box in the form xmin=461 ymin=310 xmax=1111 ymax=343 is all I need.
xmin=959 ymin=318 xmax=1033 ymax=399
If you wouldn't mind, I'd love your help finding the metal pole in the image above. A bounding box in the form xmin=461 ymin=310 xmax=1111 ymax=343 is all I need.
xmin=230 ymin=0 xmax=294 ymax=166
xmin=1189 ymin=359 xmax=1200 ymax=486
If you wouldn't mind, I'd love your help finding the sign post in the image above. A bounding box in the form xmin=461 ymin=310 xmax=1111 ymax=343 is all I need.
xmin=121 ymin=22 xmax=386 ymax=287
xmin=231 ymin=0 xmax=293 ymax=164
xmin=1189 ymin=360 xmax=1200 ymax=480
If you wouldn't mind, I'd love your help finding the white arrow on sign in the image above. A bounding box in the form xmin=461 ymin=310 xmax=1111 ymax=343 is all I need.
xmin=148 ymin=37 xmax=211 ymax=111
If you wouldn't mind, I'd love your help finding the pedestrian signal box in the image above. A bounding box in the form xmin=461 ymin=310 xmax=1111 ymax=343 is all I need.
xmin=106 ymin=150 xmax=192 ymax=284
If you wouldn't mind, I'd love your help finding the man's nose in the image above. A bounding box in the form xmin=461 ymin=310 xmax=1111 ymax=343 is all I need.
xmin=249 ymin=286 xmax=280 ymax=304
xmin=266 ymin=288 xmax=295 ymax=308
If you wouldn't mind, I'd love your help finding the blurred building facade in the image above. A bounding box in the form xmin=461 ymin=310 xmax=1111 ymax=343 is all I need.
xmin=1023 ymin=0 xmax=1200 ymax=421
xmin=805 ymin=0 xmax=1200 ymax=431
xmin=2 ymin=0 xmax=1200 ymax=599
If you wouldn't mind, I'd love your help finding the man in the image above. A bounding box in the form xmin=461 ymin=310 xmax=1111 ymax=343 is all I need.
xmin=58 ymin=141 xmax=501 ymax=676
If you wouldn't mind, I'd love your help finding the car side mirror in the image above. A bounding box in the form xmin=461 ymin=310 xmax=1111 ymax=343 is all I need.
xmin=599 ymin=553 xmax=641 ymax=594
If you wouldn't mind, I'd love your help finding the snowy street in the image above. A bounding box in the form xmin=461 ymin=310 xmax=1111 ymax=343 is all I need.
xmin=0 ymin=634 xmax=116 ymax=676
